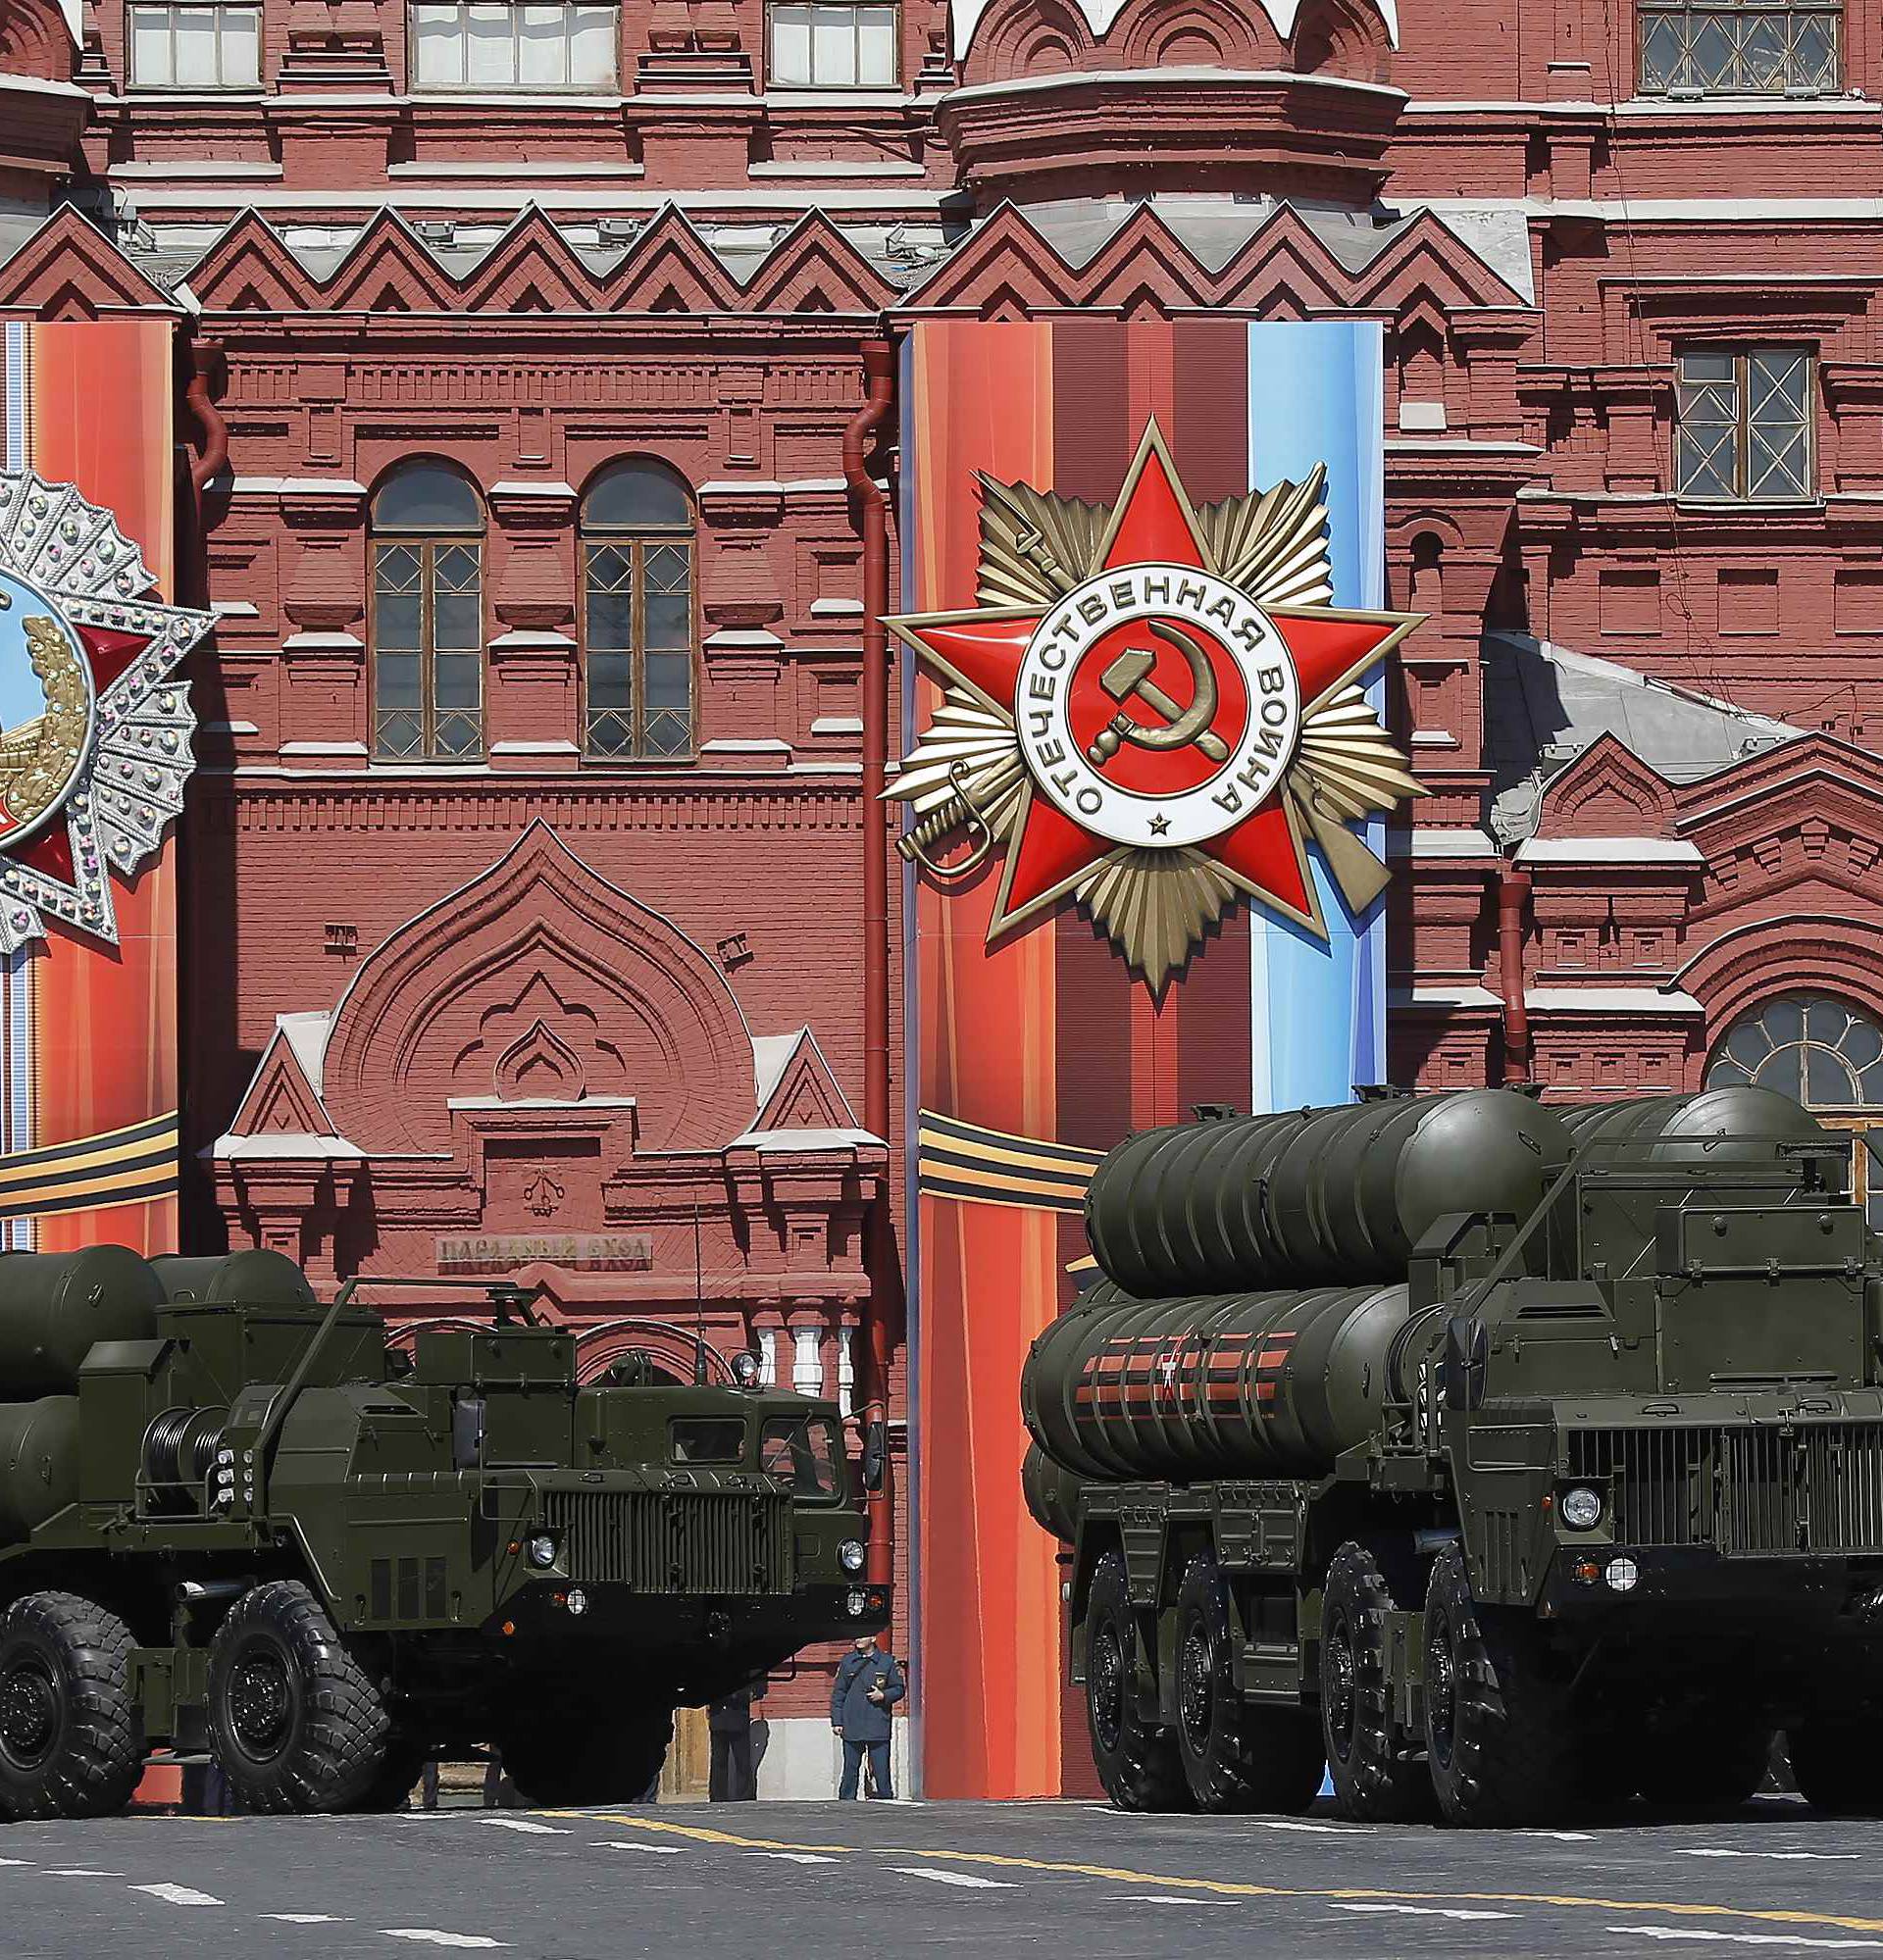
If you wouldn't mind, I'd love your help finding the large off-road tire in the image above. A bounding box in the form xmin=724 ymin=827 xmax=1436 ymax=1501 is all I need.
xmin=0 ymin=1591 xmax=142 ymax=1821
xmin=1422 ymin=1544 xmax=1583 ymax=1829
xmin=1174 ymin=1552 xmax=1323 ymax=1815
xmin=1636 ymin=1714 xmax=1772 ymax=1812
xmin=1790 ymin=1717 xmax=1883 ymax=1816
xmin=1320 ymin=1544 xmax=1432 ymax=1823
xmin=1084 ymin=1549 xmax=1192 ymax=1813
xmin=496 ymin=1698 xmax=673 ymax=1807
xmin=207 ymin=1581 xmax=391 ymax=1814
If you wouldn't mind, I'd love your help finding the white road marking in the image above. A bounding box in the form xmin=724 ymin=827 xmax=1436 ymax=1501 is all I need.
xmin=1104 ymin=1894 xmax=1241 ymax=1907
xmin=479 ymin=1818 xmax=566 ymax=1835
xmin=0 ymin=1858 xmax=32 ymax=1867
xmin=1525 ymin=1831 xmax=1599 ymax=1841
xmin=1247 ymin=1820 xmax=1357 ymax=1834
xmin=382 ymin=1935 xmax=508 ymax=1950
xmin=1608 ymin=1927 xmax=1883 ymax=1950
xmin=263 ymin=1914 xmax=351 ymax=1924
xmin=591 ymin=1841 xmax=685 ymax=1855
xmin=891 ymin=1868 xmax=1017 ymax=1889
xmin=1678 ymin=1849 xmax=1862 ymax=1862
xmin=41 ymin=1869 xmax=122 ymax=1878
xmin=1331 ymin=1903 xmax=1519 ymax=1922
xmin=751 ymin=1852 xmax=840 ymax=1865
xmin=130 ymin=1883 xmax=224 ymax=1907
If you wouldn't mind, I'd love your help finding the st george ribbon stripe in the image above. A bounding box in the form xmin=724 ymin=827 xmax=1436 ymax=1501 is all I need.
xmin=0 ymin=1109 xmax=178 ymax=1218
xmin=917 ymin=1111 xmax=1104 ymax=1215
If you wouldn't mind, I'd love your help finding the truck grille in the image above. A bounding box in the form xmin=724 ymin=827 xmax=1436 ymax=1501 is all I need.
xmin=1566 ymin=1424 xmax=1883 ymax=1556
xmin=538 ymin=1489 xmax=794 ymax=1595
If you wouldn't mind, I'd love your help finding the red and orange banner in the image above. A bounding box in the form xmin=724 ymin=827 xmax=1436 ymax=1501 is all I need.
xmin=0 ymin=320 xmax=190 ymax=1254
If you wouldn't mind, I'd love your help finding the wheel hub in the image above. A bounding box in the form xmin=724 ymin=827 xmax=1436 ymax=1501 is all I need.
xmin=1427 ymin=1633 xmax=1457 ymax=1767
xmin=0 ymin=1658 xmax=58 ymax=1766
xmin=1325 ymin=1614 xmax=1357 ymax=1760
xmin=229 ymin=1653 xmax=292 ymax=1752
xmin=1178 ymin=1625 xmax=1213 ymax=1751
xmin=1089 ymin=1625 xmax=1125 ymax=1752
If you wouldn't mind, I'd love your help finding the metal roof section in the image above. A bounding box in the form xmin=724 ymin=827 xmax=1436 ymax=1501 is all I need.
xmin=1485 ymin=629 xmax=1803 ymax=845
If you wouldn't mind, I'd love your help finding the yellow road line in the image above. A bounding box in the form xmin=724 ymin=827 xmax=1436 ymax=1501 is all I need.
xmin=559 ymin=1812 xmax=1883 ymax=1936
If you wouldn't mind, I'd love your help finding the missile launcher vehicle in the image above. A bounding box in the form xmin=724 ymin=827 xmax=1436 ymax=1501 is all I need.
xmin=0 ymin=1248 xmax=886 ymax=1820
xmin=1024 ymin=1085 xmax=1883 ymax=1825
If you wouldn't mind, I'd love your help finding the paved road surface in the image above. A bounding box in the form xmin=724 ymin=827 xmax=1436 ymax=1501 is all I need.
xmin=3 ymin=1795 xmax=1882 ymax=1957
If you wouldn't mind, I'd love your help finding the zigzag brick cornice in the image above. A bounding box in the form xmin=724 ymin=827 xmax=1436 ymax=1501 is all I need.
xmin=896 ymin=198 xmax=1536 ymax=320
xmin=186 ymin=201 xmax=897 ymax=319
xmin=0 ymin=205 xmax=180 ymax=318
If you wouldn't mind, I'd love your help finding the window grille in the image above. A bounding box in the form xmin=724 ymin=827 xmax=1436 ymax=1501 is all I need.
xmin=767 ymin=2 xmax=898 ymax=85
xmin=1674 ymin=348 xmax=1813 ymax=501
xmin=370 ymin=464 xmax=486 ymax=763
xmin=128 ymin=2 xmax=261 ymax=86
xmin=581 ymin=461 xmax=696 ymax=762
xmin=1639 ymin=0 xmax=1839 ymax=96
xmin=410 ymin=3 xmax=619 ymax=88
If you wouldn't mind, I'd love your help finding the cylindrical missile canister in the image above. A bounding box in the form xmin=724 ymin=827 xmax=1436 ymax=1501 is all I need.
xmin=1023 ymin=1282 xmax=1412 ymax=1483
xmin=1084 ymin=1090 xmax=1573 ymax=1295
xmin=1560 ymin=1085 xmax=1825 ymax=1167
xmin=150 ymin=1248 xmax=319 ymax=1307
xmin=0 ymin=1245 xmax=164 ymax=1399
xmin=0 ymin=1395 xmax=79 ymax=1540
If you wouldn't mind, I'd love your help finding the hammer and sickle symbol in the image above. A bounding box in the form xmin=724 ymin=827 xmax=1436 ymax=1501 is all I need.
xmin=1086 ymin=621 xmax=1231 ymax=769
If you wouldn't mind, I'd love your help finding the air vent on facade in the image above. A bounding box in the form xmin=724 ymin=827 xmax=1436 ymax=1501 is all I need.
xmin=414 ymin=220 xmax=456 ymax=247
xmin=597 ymin=217 xmax=638 ymax=245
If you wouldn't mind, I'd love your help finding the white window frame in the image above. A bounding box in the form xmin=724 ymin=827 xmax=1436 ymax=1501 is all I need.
xmin=409 ymin=2 xmax=620 ymax=90
xmin=127 ymin=0 xmax=262 ymax=88
xmin=766 ymin=1 xmax=898 ymax=87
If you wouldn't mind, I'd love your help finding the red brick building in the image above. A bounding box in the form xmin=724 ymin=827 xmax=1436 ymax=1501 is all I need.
xmin=6 ymin=0 xmax=1883 ymax=1786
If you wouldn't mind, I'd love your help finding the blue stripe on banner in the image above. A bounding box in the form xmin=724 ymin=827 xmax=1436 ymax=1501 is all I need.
xmin=1245 ymin=321 xmax=1388 ymax=1114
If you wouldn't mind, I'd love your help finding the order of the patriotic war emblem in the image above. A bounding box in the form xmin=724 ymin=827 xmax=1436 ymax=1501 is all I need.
xmin=0 ymin=474 xmax=206 ymax=951
xmin=887 ymin=423 xmax=1425 ymax=988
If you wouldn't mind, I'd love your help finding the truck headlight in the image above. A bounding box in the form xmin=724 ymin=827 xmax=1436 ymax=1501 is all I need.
xmin=526 ymin=1533 xmax=559 ymax=1569
xmin=840 ymin=1538 xmax=866 ymax=1573
xmin=1560 ymin=1485 xmax=1603 ymax=1532
xmin=732 ymin=1351 xmax=762 ymax=1388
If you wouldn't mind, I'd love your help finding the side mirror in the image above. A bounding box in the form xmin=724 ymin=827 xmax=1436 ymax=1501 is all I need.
xmin=860 ymin=1419 xmax=888 ymax=1491
xmin=1443 ymin=1316 xmax=1489 ymax=1413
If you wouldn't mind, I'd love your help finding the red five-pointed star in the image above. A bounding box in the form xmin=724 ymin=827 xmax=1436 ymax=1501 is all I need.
xmin=892 ymin=423 xmax=1408 ymax=939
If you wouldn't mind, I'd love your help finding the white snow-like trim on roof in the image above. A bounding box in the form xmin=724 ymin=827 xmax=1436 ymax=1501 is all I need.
xmin=950 ymin=0 xmax=1398 ymax=59
xmin=1386 ymin=829 xmax=1500 ymax=860
xmin=1524 ymin=987 xmax=1705 ymax=1014
xmin=277 ymin=1011 xmax=334 ymax=1097
xmin=1516 ymin=836 xmax=1704 ymax=865
xmin=213 ymin=1133 xmax=364 ymax=1161
xmin=752 ymin=1030 xmax=803 ymax=1111
xmin=1387 ymin=984 xmax=1503 ymax=1009
xmin=727 ymin=1126 xmax=886 ymax=1151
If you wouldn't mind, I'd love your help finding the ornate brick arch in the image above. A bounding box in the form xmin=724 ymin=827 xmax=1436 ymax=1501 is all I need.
xmin=1110 ymin=0 xmax=1289 ymax=69
xmin=321 ymin=822 xmax=754 ymax=1155
xmin=960 ymin=0 xmax=1096 ymax=84
xmin=0 ymin=0 xmax=72 ymax=78
xmin=1678 ymin=919 xmax=1883 ymax=1057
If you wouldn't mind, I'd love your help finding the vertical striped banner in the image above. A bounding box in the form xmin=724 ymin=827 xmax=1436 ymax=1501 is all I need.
xmin=1246 ymin=322 xmax=1388 ymax=1112
xmin=0 ymin=321 xmax=182 ymax=1254
xmin=904 ymin=320 xmax=1390 ymax=1799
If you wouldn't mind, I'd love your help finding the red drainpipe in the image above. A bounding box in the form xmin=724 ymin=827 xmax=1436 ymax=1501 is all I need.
xmin=1498 ymin=860 xmax=1533 ymax=1085
xmin=841 ymin=337 xmax=897 ymax=1598
xmin=184 ymin=340 xmax=229 ymax=497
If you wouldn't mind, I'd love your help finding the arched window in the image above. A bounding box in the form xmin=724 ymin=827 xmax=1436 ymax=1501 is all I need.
xmin=370 ymin=462 xmax=484 ymax=761
xmin=580 ymin=460 xmax=695 ymax=761
xmin=1707 ymin=992 xmax=1883 ymax=1226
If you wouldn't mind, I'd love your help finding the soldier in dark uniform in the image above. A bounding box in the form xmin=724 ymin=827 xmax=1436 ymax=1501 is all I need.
xmin=709 ymin=1684 xmax=764 ymax=1801
xmin=830 ymin=1635 xmax=905 ymax=1799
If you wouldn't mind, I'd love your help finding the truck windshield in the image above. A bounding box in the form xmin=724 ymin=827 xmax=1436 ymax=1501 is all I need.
xmin=759 ymin=1415 xmax=840 ymax=1497
xmin=670 ymin=1417 xmax=746 ymax=1463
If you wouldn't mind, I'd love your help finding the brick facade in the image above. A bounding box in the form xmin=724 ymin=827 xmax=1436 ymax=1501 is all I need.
xmin=7 ymin=0 xmax=1883 ymax=1776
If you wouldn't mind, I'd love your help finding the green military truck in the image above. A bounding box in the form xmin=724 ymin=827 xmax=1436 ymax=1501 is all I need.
xmin=1024 ymin=1085 xmax=1883 ymax=1826
xmin=0 ymin=1247 xmax=885 ymax=1820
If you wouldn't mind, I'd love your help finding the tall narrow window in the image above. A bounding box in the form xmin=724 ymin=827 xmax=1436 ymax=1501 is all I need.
xmin=768 ymin=2 xmax=898 ymax=85
xmin=581 ymin=461 xmax=696 ymax=761
xmin=128 ymin=0 xmax=262 ymax=85
xmin=371 ymin=463 xmax=485 ymax=762
xmin=1639 ymin=0 xmax=1839 ymax=96
xmin=1674 ymin=348 xmax=1814 ymax=502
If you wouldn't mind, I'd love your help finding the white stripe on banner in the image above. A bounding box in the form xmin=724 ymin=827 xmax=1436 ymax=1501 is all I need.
xmin=1245 ymin=320 xmax=1388 ymax=1116
xmin=1 ymin=326 xmax=33 ymax=1247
